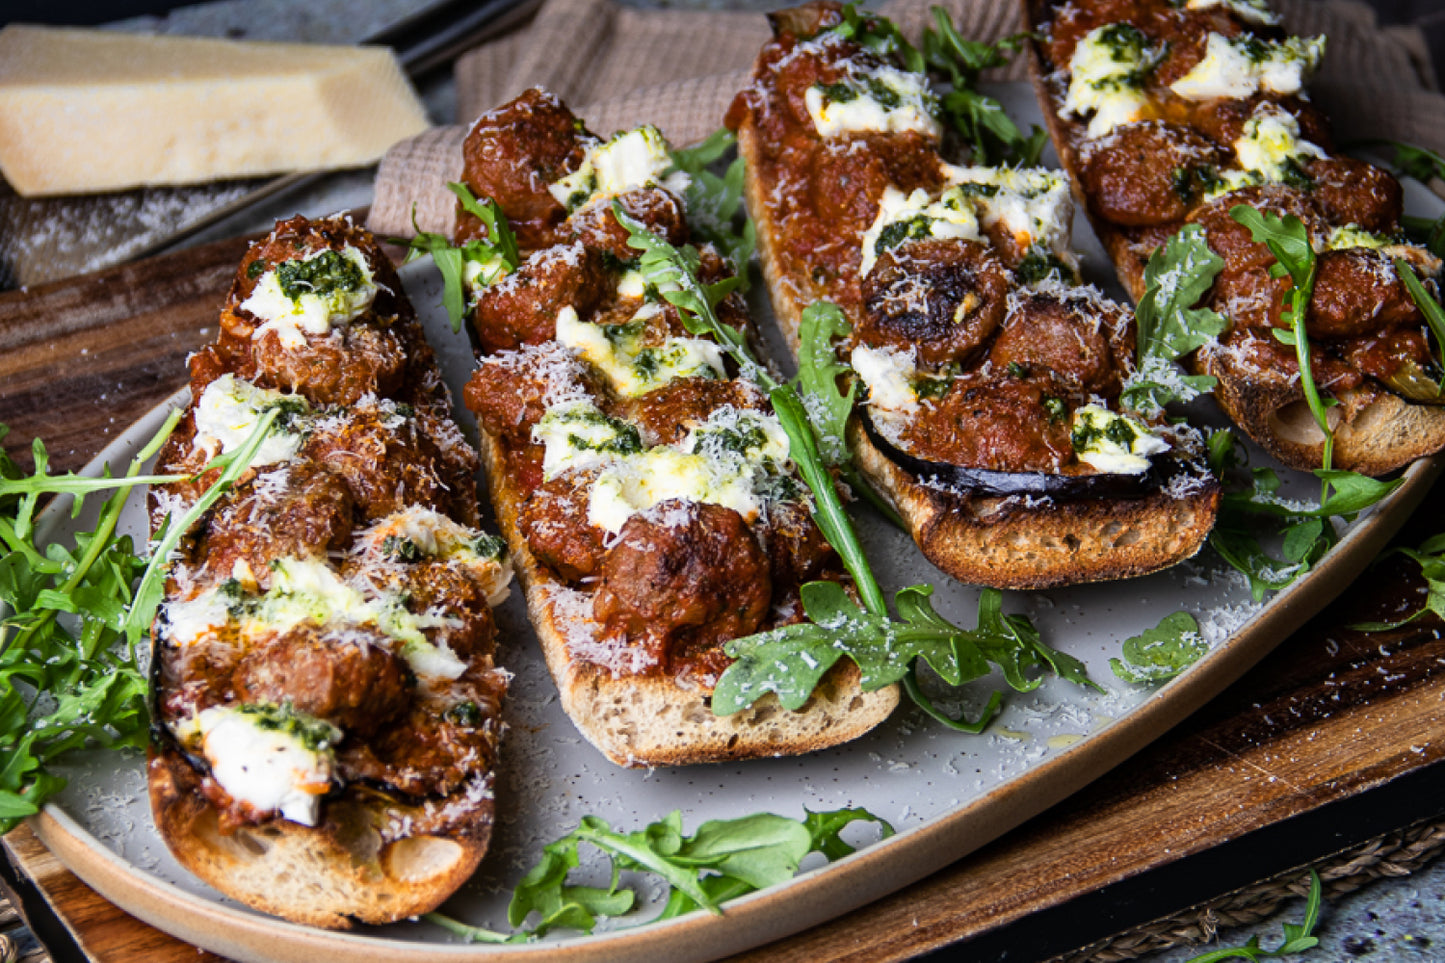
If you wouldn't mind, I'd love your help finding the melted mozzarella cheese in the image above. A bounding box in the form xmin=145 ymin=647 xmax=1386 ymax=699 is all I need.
xmin=192 ymin=373 xmax=308 ymax=464
xmin=555 ymin=304 xmax=725 ymax=397
xmin=241 ymin=245 xmax=377 ymax=347
xmin=943 ymin=165 xmax=1074 ymax=259
xmin=860 ymin=186 xmax=982 ymax=275
xmin=1063 ymin=24 xmax=1158 ymax=138
xmin=1071 ymin=404 xmax=1169 ymax=474
xmin=532 ymin=400 xmax=642 ymax=480
xmin=1184 ymin=0 xmax=1279 ymax=25
xmin=1205 ymin=103 xmax=1327 ymax=200
xmin=548 ymin=125 xmax=689 ymax=213
xmin=805 ymin=64 xmax=942 ymax=140
xmin=587 ymin=407 xmax=790 ymax=534
xmin=196 ymin=705 xmax=337 ymax=826
xmin=851 ymin=345 xmax=920 ymax=412
xmin=1170 ymin=32 xmax=1325 ymax=102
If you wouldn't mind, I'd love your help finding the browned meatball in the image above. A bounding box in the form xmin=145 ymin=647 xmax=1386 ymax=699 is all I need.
xmin=464 ymin=343 xmax=603 ymax=446
xmin=625 ymin=378 xmax=769 ymax=445
xmin=860 ymin=239 xmax=1010 ymax=367
xmin=898 ymin=375 xmax=1077 ymax=473
xmin=301 ymin=405 xmax=457 ymax=520
xmin=1188 ymin=185 xmax=1327 ymax=331
xmin=809 ymin=139 xmax=896 ymax=243
xmin=1308 ymin=249 xmax=1422 ymax=339
xmin=1305 ymin=156 xmax=1403 ymax=235
xmin=473 ymin=242 xmax=612 ymax=353
xmin=591 ymin=501 xmax=771 ymax=680
xmin=233 ymin=625 xmax=412 ymax=736
xmin=1081 ymin=122 xmax=1222 ymax=226
xmin=567 ymin=187 xmax=689 ymax=262
xmin=193 ymin=463 xmax=355 ymax=589
xmin=240 ymin=325 xmax=409 ymax=406
xmin=158 ymin=636 xmax=241 ymax=721
xmin=763 ymin=497 xmax=836 ymax=593
xmin=339 ymin=667 xmax=506 ymax=798
xmin=344 ymin=558 xmax=500 ymax=663
xmin=988 ymin=292 xmax=1134 ymax=396
xmin=518 ymin=472 xmax=608 ymax=582
xmin=458 ymin=88 xmax=587 ymax=249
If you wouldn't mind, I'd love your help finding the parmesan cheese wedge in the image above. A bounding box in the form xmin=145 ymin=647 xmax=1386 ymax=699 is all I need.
xmin=0 ymin=25 xmax=429 ymax=196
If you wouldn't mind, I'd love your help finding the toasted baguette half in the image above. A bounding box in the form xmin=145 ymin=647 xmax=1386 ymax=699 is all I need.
xmin=148 ymin=747 xmax=490 ymax=929
xmin=735 ymin=98 xmax=1220 ymax=591
xmin=477 ymin=429 xmax=898 ymax=768
xmin=1022 ymin=0 xmax=1445 ymax=476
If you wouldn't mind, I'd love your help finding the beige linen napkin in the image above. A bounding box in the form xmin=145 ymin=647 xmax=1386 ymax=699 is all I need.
xmin=368 ymin=0 xmax=1445 ymax=240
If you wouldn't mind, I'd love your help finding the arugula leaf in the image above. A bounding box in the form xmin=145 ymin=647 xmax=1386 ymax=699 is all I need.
xmin=1229 ymin=206 xmax=1329 ymax=472
xmin=1183 ymin=871 xmax=1322 ymax=962
xmin=1110 ymin=612 xmax=1207 ymax=684
xmin=398 ymin=183 xmax=519 ymax=332
xmin=0 ymin=410 xmax=278 ymax=831
xmin=922 ymin=11 xmax=1044 ymax=166
xmin=1122 ymin=224 xmax=1227 ymax=415
xmin=668 ymin=130 xmax=757 ymax=283
xmin=430 ymin=807 xmax=892 ymax=941
xmin=795 ymin=301 xmax=856 ymax=468
xmin=1351 ymin=532 xmax=1445 ymax=631
xmin=830 ymin=4 xmax=925 ymax=73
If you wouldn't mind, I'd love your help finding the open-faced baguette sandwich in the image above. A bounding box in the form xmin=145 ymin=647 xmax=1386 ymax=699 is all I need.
xmin=147 ymin=215 xmax=512 ymax=928
xmin=454 ymin=89 xmax=898 ymax=767
xmin=1025 ymin=0 xmax=1445 ymax=475
xmin=726 ymin=1 xmax=1220 ymax=591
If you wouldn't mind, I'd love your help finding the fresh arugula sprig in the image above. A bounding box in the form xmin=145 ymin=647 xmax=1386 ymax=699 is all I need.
xmin=1351 ymin=532 xmax=1445 ymax=632
xmin=830 ymin=4 xmax=926 ymax=73
xmin=1111 ymin=612 xmax=1207 ymax=684
xmin=0 ymin=409 xmax=275 ymax=827
xmin=920 ymin=11 xmax=1046 ymax=166
xmin=1229 ymin=206 xmax=1331 ymax=476
xmin=400 ymin=183 xmax=520 ymax=332
xmin=1210 ymin=465 xmax=1401 ymax=601
xmin=1184 ymin=870 xmax=1322 ymax=962
xmin=614 ymin=206 xmax=1096 ymax=721
xmin=1122 ymin=224 xmax=1227 ymax=415
xmin=668 ymin=129 xmax=757 ymax=285
xmin=427 ymin=807 xmax=892 ymax=942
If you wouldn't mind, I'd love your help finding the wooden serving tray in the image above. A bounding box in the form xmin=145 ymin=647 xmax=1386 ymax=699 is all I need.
xmin=4 ymin=238 xmax=1445 ymax=962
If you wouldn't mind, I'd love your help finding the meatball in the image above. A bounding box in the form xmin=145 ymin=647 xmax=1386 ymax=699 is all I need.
xmin=518 ymin=472 xmax=608 ymax=582
xmin=464 ymin=342 xmax=603 ymax=446
xmin=988 ymin=292 xmax=1134 ymax=396
xmin=1188 ymin=185 xmax=1327 ymax=331
xmin=763 ymin=497 xmax=837 ymax=592
xmin=1305 ymin=156 xmax=1403 ymax=235
xmin=1190 ymin=95 xmax=1332 ymax=152
xmin=1308 ymin=249 xmax=1422 ymax=340
xmin=473 ymin=242 xmax=612 ymax=353
xmin=899 ymin=375 xmax=1077 ymax=473
xmin=567 ymin=186 xmax=689 ymax=262
xmin=231 ymin=324 xmax=409 ymax=407
xmin=345 ymin=557 xmax=500 ymax=663
xmin=860 ymin=239 xmax=1010 ymax=367
xmin=193 ymin=462 xmax=355 ymax=588
xmin=458 ymin=88 xmax=586 ymax=248
xmin=301 ymin=404 xmax=457 ymax=520
xmin=1080 ymin=121 xmax=1223 ymax=226
xmin=625 ymin=378 xmax=769 ymax=446
xmin=591 ymin=501 xmax=771 ymax=681
xmin=233 ymin=625 xmax=412 ymax=736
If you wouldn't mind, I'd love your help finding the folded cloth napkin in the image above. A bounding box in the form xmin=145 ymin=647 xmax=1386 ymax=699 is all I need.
xmin=368 ymin=0 xmax=1445 ymax=240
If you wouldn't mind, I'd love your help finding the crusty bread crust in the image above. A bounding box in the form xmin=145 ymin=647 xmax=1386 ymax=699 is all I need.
xmin=1022 ymin=0 xmax=1445 ymax=477
xmin=149 ymin=748 xmax=490 ymax=929
xmin=737 ymin=123 xmax=1220 ymax=590
xmin=477 ymin=430 xmax=898 ymax=768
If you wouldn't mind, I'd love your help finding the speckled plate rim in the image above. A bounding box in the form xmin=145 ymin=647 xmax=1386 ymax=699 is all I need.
xmin=26 ymin=381 xmax=1444 ymax=963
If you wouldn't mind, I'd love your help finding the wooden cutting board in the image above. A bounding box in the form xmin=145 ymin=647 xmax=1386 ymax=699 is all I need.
xmin=3 ymin=238 xmax=1445 ymax=962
